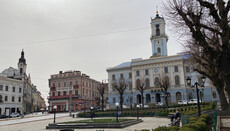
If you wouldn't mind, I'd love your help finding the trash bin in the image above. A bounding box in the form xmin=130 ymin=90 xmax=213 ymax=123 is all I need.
xmin=72 ymin=114 xmax=75 ymax=118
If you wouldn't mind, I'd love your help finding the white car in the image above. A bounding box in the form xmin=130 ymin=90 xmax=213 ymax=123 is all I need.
xmin=178 ymin=100 xmax=188 ymax=105
xmin=188 ymin=99 xmax=200 ymax=104
xmin=156 ymin=102 xmax=164 ymax=106
xmin=10 ymin=113 xmax=20 ymax=118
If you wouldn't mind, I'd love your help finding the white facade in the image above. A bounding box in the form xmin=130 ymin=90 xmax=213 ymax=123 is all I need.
xmin=0 ymin=74 xmax=23 ymax=115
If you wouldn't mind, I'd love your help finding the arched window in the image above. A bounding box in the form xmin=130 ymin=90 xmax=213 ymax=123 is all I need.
xmin=156 ymin=24 xmax=160 ymax=36
xmin=157 ymin=48 xmax=161 ymax=54
xmin=145 ymin=78 xmax=150 ymax=88
xmin=155 ymin=77 xmax=159 ymax=87
xmin=136 ymin=79 xmax=141 ymax=88
xmin=146 ymin=94 xmax=151 ymax=103
xmin=176 ymin=92 xmax=182 ymax=102
xmin=189 ymin=92 xmax=193 ymax=100
xmin=137 ymin=94 xmax=141 ymax=104
xmin=185 ymin=66 xmax=190 ymax=73
xmin=164 ymin=76 xmax=170 ymax=86
xmin=212 ymin=91 xmax=217 ymax=98
xmin=156 ymin=93 xmax=161 ymax=102
xmin=0 ymin=95 xmax=2 ymax=102
xmin=175 ymin=75 xmax=180 ymax=86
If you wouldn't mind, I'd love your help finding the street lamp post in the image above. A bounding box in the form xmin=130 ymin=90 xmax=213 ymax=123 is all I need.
xmin=53 ymin=105 xmax=57 ymax=123
xmin=115 ymin=102 xmax=119 ymax=123
xmin=186 ymin=75 xmax=206 ymax=117
xmin=90 ymin=106 xmax=94 ymax=119
xmin=136 ymin=104 xmax=140 ymax=120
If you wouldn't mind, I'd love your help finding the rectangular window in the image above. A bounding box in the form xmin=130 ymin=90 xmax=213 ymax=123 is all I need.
xmin=69 ymin=81 xmax=72 ymax=87
xmin=5 ymin=96 xmax=8 ymax=101
xmin=164 ymin=67 xmax=168 ymax=73
xmin=63 ymin=91 xmax=66 ymax=95
xmin=89 ymin=90 xmax=91 ymax=97
xmin=129 ymin=73 xmax=132 ymax=79
xmin=0 ymin=85 xmax=3 ymax=90
xmin=75 ymin=90 xmax=78 ymax=96
xmin=58 ymin=92 xmax=61 ymax=96
xmin=58 ymin=83 xmax=60 ymax=87
xmin=112 ymin=74 xmax=115 ymax=80
xmin=136 ymin=70 xmax=140 ymax=76
xmin=18 ymin=97 xmax=21 ymax=102
xmin=19 ymin=88 xmax=22 ymax=93
xmin=12 ymin=96 xmax=15 ymax=102
xmin=64 ymin=82 xmax=66 ymax=87
xmin=120 ymin=73 xmax=123 ymax=79
xmin=13 ymin=87 xmax=15 ymax=92
xmin=145 ymin=69 xmax=149 ymax=75
xmin=52 ymin=92 xmax=55 ymax=96
xmin=5 ymin=86 xmax=8 ymax=91
xmin=86 ymin=89 xmax=88 ymax=97
xmin=113 ymin=97 xmax=116 ymax=103
xmin=174 ymin=66 xmax=179 ymax=72
xmin=52 ymin=83 xmax=55 ymax=87
xmin=83 ymin=89 xmax=85 ymax=96
xmin=75 ymin=81 xmax=78 ymax=85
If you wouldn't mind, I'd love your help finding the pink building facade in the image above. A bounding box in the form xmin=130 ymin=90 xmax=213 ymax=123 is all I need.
xmin=48 ymin=71 xmax=100 ymax=112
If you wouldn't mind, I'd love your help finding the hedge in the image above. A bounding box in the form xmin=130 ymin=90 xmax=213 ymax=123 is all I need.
xmin=153 ymin=114 xmax=210 ymax=131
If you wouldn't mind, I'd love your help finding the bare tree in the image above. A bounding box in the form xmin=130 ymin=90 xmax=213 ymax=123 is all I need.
xmin=159 ymin=75 xmax=170 ymax=107
xmin=165 ymin=0 xmax=230 ymax=114
xmin=112 ymin=79 xmax=127 ymax=111
xmin=97 ymin=82 xmax=106 ymax=111
xmin=136 ymin=79 xmax=147 ymax=109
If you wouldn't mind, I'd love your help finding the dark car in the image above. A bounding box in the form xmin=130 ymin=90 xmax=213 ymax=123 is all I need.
xmin=94 ymin=106 xmax=101 ymax=110
xmin=0 ymin=114 xmax=7 ymax=119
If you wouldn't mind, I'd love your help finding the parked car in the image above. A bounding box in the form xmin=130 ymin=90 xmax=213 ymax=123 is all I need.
xmin=188 ymin=99 xmax=200 ymax=104
xmin=144 ymin=105 xmax=149 ymax=108
xmin=178 ymin=100 xmax=188 ymax=105
xmin=0 ymin=114 xmax=8 ymax=119
xmin=122 ymin=105 xmax=128 ymax=109
xmin=156 ymin=102 xmax=164 ymax=106
xmin=10 ymin=113 xmax=20 ymax=118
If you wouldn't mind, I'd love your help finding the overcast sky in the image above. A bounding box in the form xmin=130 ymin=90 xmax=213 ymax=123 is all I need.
xmin=0 ymin=0 xmax=183 ymax=104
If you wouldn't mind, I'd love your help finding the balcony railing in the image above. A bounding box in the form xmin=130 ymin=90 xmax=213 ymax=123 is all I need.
xmin=48 ymin=94 xmax=79 ymax=100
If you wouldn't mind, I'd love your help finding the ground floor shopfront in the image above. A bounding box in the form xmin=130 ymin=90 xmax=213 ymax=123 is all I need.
xmin=48 ymin=98 xmax=99 ymax=112
xmin=0 ymin=103 xmax=22 ymax=116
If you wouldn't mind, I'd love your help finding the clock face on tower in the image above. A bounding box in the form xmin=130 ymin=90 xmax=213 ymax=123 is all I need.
xmin=154 ymin=68 xmax=159 ymax=73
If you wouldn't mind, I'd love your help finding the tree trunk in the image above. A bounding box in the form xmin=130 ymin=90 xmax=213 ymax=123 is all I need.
xmin=214 ymin=82 xmax=229 ymax=112
xmin=141 ymin=92 xmax=144 ymax=109
xmin=101 ymin=94 xmax=104 ymax=111
xmin=165 ymin=94 xmax=168 ymax=107
xmin=120 ymin=94 xmax=123 ymax=112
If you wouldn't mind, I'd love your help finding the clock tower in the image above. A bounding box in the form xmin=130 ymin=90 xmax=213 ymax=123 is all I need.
xmin=18 ymin=49 xmax=27 ymax=76
xmin=150 ymin=11 xmax=168 ymax=57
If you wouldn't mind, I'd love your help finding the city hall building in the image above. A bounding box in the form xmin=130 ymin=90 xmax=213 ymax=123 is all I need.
xmin=106 ymin=12 xmax=219 ymax=109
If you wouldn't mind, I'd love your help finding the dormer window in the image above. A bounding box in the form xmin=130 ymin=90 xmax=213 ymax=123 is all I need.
xmin=156 ymin=24 xmax=160 ymax=36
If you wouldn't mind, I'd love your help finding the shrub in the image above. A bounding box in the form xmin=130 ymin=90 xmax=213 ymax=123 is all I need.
xmin=168 ymin=126 xmax=179 ymax=131
xmin=179 ymin=127 xmax=196 ymax=131
xmin=189 ymin=117 xmax=197 ymax=124
xmin=152 ymin=126 xmax=169 ymax=131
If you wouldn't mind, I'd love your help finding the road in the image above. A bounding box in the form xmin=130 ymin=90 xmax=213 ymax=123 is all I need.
xmin=0 ymin=112 xmax=70 ymax=126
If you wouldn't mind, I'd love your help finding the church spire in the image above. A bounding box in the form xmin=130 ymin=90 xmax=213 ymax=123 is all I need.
xmin=19 ymin=49 xmax=26 ymax=64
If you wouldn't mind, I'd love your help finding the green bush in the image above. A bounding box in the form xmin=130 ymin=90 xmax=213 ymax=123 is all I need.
xmin=178 ymin=126 xmax=196 ymax=131
xmin=152 ymin=126 xmax=169 ymax=131
xmin=189 ymin=117 xmax=197 ymax=124
xmin=168 ymin=126 xmax=179 ymax=131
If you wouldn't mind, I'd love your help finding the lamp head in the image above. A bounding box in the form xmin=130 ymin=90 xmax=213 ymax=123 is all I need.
xmin=186 ymin=77 xmax=191 ymax=86
xmin=201 ymin=75 xmax=206 ymax=84
xmin=91 ymin=107 xmax=94 ymax=110
xmin=136 ymin=104 xmax=140 ymax=108
xmin=53 ymin=105 xmax=57 ymax=110
xmin=115 ymin=102 xmax=119 ymax=107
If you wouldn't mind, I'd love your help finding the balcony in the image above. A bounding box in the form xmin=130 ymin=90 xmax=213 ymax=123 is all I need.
xmin=48 ymin=94 xmax=79 ymax=100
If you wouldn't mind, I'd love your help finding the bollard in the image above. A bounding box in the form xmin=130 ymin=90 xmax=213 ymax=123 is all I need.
xmin=72 ymin=114 xmax=75 ymax=118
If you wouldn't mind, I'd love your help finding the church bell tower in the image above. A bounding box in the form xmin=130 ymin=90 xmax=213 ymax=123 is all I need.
xmin=18 ymin=49 xmax=27 ymax=76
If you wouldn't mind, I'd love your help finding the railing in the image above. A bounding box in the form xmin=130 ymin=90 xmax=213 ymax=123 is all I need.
xmin=212 ymin=101 xmax=217 ymax=131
